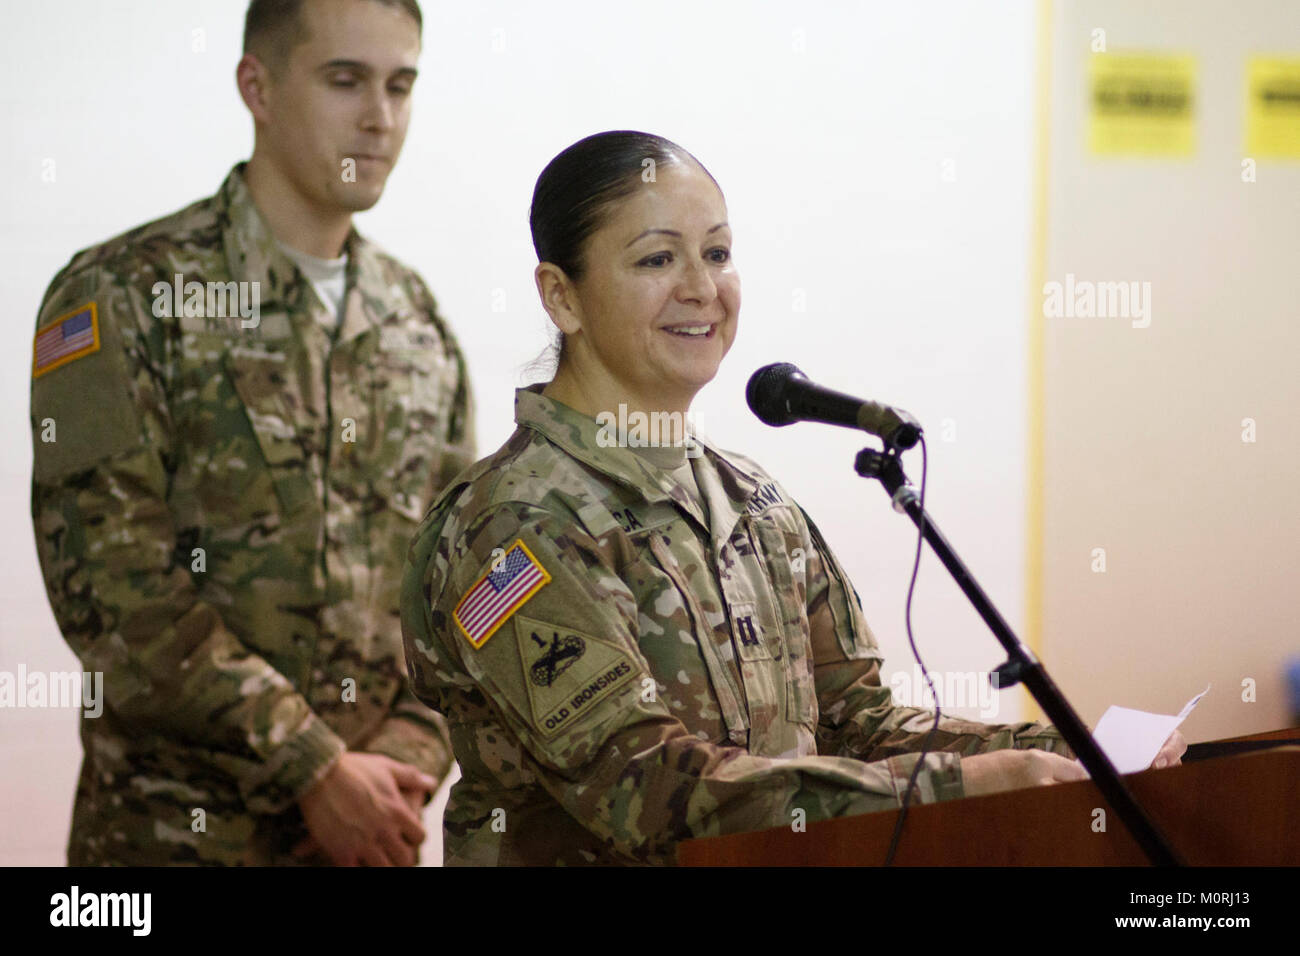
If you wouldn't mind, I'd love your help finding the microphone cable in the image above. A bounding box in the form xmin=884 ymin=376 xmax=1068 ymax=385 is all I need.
xmin=883 ymin=433 xmax=939 ymax=866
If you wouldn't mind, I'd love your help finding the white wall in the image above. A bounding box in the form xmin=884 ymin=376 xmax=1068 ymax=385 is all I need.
xmin=1037 ymin=0 xmax=1300 ymax=736
xmin=0 ymin=0 xmax=1040 ymax=865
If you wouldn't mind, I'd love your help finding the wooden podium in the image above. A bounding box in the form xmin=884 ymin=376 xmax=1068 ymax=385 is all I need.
xmin=678 ymin=728 xmax=1300 ymax=865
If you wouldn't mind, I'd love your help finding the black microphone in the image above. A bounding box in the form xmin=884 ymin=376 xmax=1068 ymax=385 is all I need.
xmin=746 ymin=362 xmax=923 ymax=450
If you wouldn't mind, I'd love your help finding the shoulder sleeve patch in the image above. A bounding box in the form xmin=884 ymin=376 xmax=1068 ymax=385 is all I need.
xmin=31 ymin=295 xmax=142 ymax=483
xmin=33 ymin=302 xmax=100 ymax=378
xmin=513 ymin=614 xmax=639 ymax=738
xmin=453 ymin=538 xmax=551 ymax=648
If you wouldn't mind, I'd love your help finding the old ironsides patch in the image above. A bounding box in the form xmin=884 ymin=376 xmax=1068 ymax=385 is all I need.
xmin=514 ymin=615 xmax=638 ymax=738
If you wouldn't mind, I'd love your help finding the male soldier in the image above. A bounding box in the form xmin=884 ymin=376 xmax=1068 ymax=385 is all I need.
xmin=30 ymin=0 xmax=473 ymax=865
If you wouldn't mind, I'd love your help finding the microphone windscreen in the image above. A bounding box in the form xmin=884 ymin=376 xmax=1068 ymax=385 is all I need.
xmin=746 ymin=362 xmax=802 ymax=426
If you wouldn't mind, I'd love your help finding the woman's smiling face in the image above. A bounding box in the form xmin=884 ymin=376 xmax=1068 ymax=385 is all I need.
xmin=548 ymin=158 xmax=740 ymax=416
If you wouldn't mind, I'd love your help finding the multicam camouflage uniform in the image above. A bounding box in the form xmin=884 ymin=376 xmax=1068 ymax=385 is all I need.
xmin=402 ymin=385 xmax=1071 ymax=866
xmin=30 ymin=164 xmax=475 ymax=865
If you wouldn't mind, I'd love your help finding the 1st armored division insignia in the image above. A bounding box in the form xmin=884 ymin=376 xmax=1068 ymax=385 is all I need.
xmin=528 ymin=631 xmax=586 ymax=687
xmin=514 ymin=615 xmax=638 ymax=738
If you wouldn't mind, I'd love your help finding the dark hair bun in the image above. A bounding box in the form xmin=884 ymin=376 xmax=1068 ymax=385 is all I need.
xmin=529 ymin=130 xmax=718 ymax=282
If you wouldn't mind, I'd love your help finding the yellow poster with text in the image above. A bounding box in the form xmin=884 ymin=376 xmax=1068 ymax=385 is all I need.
xmin=1246 ymin=57 xmax=1300 ymax=159
xmin=1089 ymin=53 xmax=1197 ymax=157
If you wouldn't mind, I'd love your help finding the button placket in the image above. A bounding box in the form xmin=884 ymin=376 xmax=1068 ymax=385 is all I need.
xmin=647 ymin=531 xmax=748 ymax=745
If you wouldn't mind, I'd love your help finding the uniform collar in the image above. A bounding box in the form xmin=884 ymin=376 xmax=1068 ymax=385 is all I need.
xmin=216 ymin=163 xmax=390 ymax=344
xmin=514 ymin=384 xmax=768 ymax=553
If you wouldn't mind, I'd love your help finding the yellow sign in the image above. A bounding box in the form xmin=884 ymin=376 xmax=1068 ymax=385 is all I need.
xmin=1246 ymin=57 xmax=1300 ymax=159
xmin=1089 ymin=53 xmax=1197 ymax=157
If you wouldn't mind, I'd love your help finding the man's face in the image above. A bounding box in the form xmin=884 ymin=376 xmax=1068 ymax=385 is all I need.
xmin=258 ymin=0 xmax=421 ymax=214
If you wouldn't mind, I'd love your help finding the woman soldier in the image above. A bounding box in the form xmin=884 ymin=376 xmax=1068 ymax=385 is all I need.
xmin=400 ymin=131 xmax=1176 ymax=866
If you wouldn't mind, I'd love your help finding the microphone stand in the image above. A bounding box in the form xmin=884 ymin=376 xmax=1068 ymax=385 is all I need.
xmin=856 ymin=443 xmax=1184 ymax=867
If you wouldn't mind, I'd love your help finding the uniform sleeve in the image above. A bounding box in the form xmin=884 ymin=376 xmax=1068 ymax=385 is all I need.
xmin=360 ymin=275 xmax=469 ymax=789
xmin=413 ymin=270 xmax=476 ymax=492
xmin=444 ymin=339 xmax=476 ymax=489
xmin=361 ymin=684 xmax=454 ymax=790
xmin=799 ymin=507 xmax=1074 ymax=761
xmin=30 ymin=267 xmax=346 ymax=815
xmin=405 ymin=501 xmax=971 ymax=866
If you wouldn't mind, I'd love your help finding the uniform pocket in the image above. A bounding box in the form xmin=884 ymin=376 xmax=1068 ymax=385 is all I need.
xmin=222 ymin=347 xmax=321 ymax=516
xmin=748 ymin=517 xmax=817 ymax=726
xmin=646 ymin=529 xmax=749 ymax=743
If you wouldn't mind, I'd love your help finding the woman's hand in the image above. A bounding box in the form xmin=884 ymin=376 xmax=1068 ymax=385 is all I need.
xmin=1150 ymin=729 xmax=1188 ymax=769
xmin=962 ymin=749 xmax=1090 ymax=797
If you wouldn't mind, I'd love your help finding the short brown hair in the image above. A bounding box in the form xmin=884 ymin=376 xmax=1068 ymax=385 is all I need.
xmin=244 ymin=0 xmax=423 ymax=73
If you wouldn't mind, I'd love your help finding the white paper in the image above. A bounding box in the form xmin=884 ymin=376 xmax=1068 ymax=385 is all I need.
xmin=1088 ymin=685 xmax=1210 ymax=774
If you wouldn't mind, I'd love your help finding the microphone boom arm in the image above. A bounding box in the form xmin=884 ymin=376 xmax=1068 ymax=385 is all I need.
xmin=855 ymin=444 xmax=1184 ymax=866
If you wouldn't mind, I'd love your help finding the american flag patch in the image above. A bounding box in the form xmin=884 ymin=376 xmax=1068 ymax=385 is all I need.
xmin=33 ymin=303 xmax=100 ymax=379
xmin=454 ymin=540 xmax=552 ymax=648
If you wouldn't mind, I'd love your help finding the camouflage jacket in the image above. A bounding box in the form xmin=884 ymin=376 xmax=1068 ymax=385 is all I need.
xmin=30 ymin=165 xmax=475 ymax=864
xmin=401 ymin=386 xmax=1068 ymax=866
